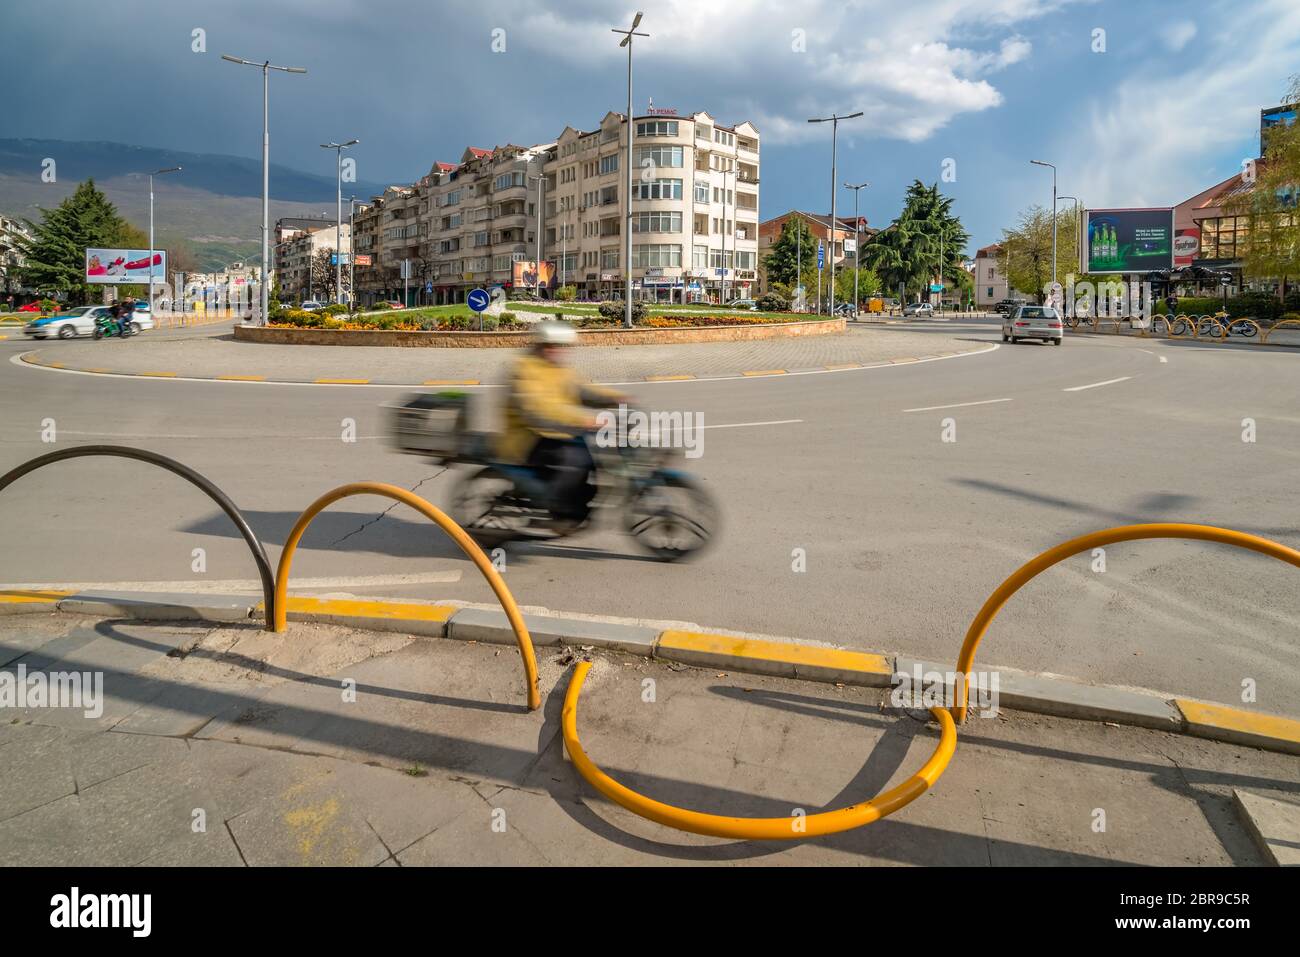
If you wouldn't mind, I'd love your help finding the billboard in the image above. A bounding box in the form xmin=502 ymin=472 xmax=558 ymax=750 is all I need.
xmin=1082 ymin=209 xmax=1173 ymax=274
xmin=512 ymin=260 xmax=557 ymax=289
xmin=1173 ymin=227 xmax=1201 ymax=267
xmin=85 ymin=248 xmax=167 ymax=285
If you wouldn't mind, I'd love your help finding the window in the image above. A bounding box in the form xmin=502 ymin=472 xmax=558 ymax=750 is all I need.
xmin=712 ymin=187 xmax=733 ymax=205
xmin=635 ymin=146 xmax=683 ymax=169
xmin=693 ymin=244 xmax=709 ymax=269
xmin=636 ymin=120 xmax=679 ymax=137
xmin=600 ymin=185 xmax=619 ymax=206
xmin=473 ymin=231 xmax=489 ymax=247
xmin=694 ymin=183 xmax=709 ymax=204
xmin=444 ymin=189 xmax=462 ymax=206
xmin=633 ymin=178 xmax=683 ymax=200
xmin=599 ymin=154 xmax=620 ymax=175
xmin=633 ymin=244 xmax=682 ymax=268
xmin=495 ymin=172 xmax=525 ymax=191
xmin=632 ymin=212 xmax=682 ymax=233
xmin=493 ymin=255 xmax=513 ymax=271
xmin=713 ymin=129 xmax=735 ymax=147
xmin=601 ymin=248 xmax=619 ymax=269
xmin=736 ymin=251 xmax=755 ymax=270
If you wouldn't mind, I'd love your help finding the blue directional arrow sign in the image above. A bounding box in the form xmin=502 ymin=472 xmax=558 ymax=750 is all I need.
xmin=467 ymin=288 xmax=490 ymax=313
xmin=817 ymin=241 xmax=825 ymax=270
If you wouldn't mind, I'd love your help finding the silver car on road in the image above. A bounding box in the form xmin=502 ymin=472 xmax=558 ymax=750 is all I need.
xmin=1003 ymin=304 xmax=1063 ymax=345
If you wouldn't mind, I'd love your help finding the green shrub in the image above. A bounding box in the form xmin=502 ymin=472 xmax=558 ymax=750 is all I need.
xmin=756 ymin=293 xmax=790 ymax=312
xmin=598 ymin=299 xmax=645 ymax=323
xmin=500 ymin=311 xmax=517 ymax=323
xmin=322 ymin=303 xmax=349 ymax=316
xmin=555 ymin=284 xmax=577 ymax=302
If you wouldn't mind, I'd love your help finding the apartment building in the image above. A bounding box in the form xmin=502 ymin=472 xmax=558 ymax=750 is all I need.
xmin=756 ymin=211 xmax=872 ymax=294
xmin=350 ymin=108 xmax=760 ymax=307
xmin=276 ymin=223 xmax=351 ymax=303
xmin=973 ymin=243 xmax=1009 ymax=308
xmin=548 ymin=110 xmax=760 ymax=303
xmin=1 ymin=213 xmax=33 ymax=304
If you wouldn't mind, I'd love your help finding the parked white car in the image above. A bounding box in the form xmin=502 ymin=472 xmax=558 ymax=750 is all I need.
xmin=23 ymin=305 xmax=154 ymax=339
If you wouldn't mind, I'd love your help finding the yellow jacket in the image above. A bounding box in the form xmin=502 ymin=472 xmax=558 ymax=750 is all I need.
xmin=495 ymin=353 xmax=624 ymax=463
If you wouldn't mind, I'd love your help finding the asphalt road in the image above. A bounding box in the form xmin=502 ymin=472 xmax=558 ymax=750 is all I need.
xmin=2 ymin=320 xmax=1298 ymax=714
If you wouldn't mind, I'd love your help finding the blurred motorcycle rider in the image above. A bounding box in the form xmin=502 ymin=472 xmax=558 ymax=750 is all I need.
xmin=497 ymin=320 xmax=626 ymax=521
xmin=117 ymin=297 xmax=135 ymax=336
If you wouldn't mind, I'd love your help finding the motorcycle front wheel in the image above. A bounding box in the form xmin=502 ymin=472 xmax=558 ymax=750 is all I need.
xmin=92 ymin=326 xmax=104 ymax=340
xmin=624 ymin=473 xmax=719 ymax=561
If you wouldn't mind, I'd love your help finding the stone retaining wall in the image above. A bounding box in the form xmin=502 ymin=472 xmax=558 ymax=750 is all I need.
xmin=234 ymin=318 xmax=845 ymax=348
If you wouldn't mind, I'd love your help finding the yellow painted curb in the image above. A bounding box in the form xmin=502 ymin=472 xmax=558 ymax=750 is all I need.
xmin=1175 ymin=699 xmax=1300 ymax=755
xmin=741 ymin=369 xmax=786 ymax=377
xmin=314 ymin=378 xmax=370 ymax=384
xmin=137 ymin=371 xmax=177 ymax=378
xmin=423 ymin=379 xmax=481 ymax=386
xmin=645 ymin=374 xmax=695 ymax=381
xmin=217 ymin=375 xmax=268 ymax=381
xmin=0 ymin=589 xmax=73 ymax=616
xmin=253 ymin=595 xmax=457 ymax=631
xmin=824 ymin=362 xmax=862 ymax=370
xmin=657 ymin=629 xmax=893 ymax=686
xmin=0 ymin=589 xmax=73 ymax=604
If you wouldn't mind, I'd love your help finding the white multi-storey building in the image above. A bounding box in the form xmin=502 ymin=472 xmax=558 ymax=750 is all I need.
xmin=549 ymin=110 xmax=759 ymax=303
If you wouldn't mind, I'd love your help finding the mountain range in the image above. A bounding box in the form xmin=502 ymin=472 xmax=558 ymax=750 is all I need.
xmin=0 ymin=139 xmax=398 ymax=271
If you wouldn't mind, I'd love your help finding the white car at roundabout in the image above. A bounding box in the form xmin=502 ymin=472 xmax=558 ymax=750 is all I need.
xmin=23 ymin=305 xmax=154 ymax=339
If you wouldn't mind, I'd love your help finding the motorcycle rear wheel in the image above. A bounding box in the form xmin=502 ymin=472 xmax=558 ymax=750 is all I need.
xmin=449 ymin=466 xmax=531 ymax=548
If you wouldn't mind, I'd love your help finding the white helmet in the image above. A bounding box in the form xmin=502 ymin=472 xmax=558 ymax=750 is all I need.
xmin=534 ymin=320 xmax=578 ymax=346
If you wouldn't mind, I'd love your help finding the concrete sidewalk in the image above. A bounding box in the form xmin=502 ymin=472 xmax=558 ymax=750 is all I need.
xmin=2 ymin=610 xmax=1296 ymax=866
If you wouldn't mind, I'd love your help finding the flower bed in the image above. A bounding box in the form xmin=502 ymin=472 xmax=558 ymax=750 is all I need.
xmin=271 ymin=308 xmax=528 ymax=332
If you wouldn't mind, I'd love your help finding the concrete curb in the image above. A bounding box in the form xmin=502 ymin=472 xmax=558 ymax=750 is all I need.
xmin=3 ymin=588 xmax=1299 ymax=755
xmin=15 ymin=342 xmax=998 ymax=388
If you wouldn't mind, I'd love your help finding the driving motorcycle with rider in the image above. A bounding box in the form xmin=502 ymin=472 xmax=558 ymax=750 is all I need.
xmin=386 ymin=320 xmax=718 ymax=560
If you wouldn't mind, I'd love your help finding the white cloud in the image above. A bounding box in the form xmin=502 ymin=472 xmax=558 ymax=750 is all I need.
xmin=499 ymin=0 xmax=1081 ymax=143
xmin=1071 ymin=0 xmax=1300 ymax=209
xmin=1162 ymin=21 xmax=1197 ymax=51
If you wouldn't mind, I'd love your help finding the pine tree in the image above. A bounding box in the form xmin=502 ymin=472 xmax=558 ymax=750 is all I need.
xmin=16 ymin=179 xmax=131 ymax=305
xmin=861 ymin=181 xmax=969 ymax=301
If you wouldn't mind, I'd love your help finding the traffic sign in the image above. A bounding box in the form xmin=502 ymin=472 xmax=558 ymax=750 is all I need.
xmin=929 ymin=283 xmax=943 ymax=293
xmin=817 ymin=241 xmax=825 ymax=270
xmin=467 ymin=288 xmax=490 ymax=313
xmin=426 ymin=281 xmax=433 ymax=294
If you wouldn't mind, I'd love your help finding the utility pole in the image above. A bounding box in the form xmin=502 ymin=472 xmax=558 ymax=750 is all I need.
xmin=843 ymin=181 xmax=869 ymax=317
xmin=147 ymin=166 xmax=181 ymax=314
xmin=222 ymin=55 xmax=307 ymax=323
xmin=612 ymin=12 xmax=648 ymax=327
xmin=1031 ymin=159 xmax=1058 ymax=302
xmin=808 ymin=111 xmax=863 ymax=315
xmin=321 ymin=140 xmax=358 ymax=304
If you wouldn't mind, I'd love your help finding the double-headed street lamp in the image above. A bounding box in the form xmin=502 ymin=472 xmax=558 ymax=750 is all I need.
xmin=147 ymin=166 xmax=181 ymax=311
xmin=843 ymin=181 xmax=869 ymax=316
xmin=612 ymin=12 xmax=648 ymax=328
xmin=1030 ymin=159 xmax=1058 ymax=293
xmin=222 ymin=55 xmax=307 ymax=323
xmin=809 ymin=111 xmax=863 ymax=316
xmin=321 ymin=140 xmax=359 ymax=305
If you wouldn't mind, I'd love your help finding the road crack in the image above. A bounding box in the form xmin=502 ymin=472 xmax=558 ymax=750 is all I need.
xmin=327 ymin=469 xmax=448 ymax=548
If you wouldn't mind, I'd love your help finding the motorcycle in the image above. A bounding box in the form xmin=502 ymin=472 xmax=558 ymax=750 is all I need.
xmin=387 ymin=392 xmax=719 ymax=561
xmin=92 ymin=312 xmax=136 ymax=339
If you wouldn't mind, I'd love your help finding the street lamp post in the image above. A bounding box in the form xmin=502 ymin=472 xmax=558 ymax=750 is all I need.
xmin=320 ymin=140 xmax=358 ymax=305
xmin=808 ymin=111 xmax=863 ymax=316
xmin=612 ymin=12 xmax=648 ymax=328
xmin=222 ymin=55 xmax=307 ymax=324
xmin=147 ymin=167 xmax=181 ymax=313
xmin=1030 ymin=159 xmax=1058 ymax=300
xmin=843 ymin=181 xmax=869 ymax=317
xmin=349 ymin=196 xmax=357 ymax=307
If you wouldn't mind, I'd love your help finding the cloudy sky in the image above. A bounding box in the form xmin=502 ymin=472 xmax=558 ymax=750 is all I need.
xmin=5 ymin=0 xmax=1299 ymax=249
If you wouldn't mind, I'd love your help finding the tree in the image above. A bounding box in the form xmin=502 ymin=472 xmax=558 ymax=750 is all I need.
xmin=309 ymin=248 xmax=340 ymax=302
xmin=1224 ymin=74 xmax=1300 ymax=296
xmin=763 ymin=216 xmax=817 ymax=288
xmin=998 ymin=204 xmax=1081 ymax=303
xmin=834 ymin=261 xmax=880 ymax=304
xmin=16 ymin=179 xmax=133 ymax=304
xmin=861 ymin=181 xmax=969 ymax=301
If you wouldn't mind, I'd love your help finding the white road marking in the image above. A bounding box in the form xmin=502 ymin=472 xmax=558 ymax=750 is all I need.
xmin=1159 ymin=356 xmax=1168 ymax=363
xmin=902 ymin=398 xmax=1013 ymax=413
xmin=1 ymin=572 xmax=462 ymax=593
xmin=701 ymin=418 xmax=803 ymax=430
xmin=13 ymin=343 xmax=1002 ymax=389
xmin=1063 ymin=376 xmax=1133 ymax=392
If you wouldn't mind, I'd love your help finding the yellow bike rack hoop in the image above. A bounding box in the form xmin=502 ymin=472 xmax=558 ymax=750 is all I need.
xmin=275 ymin=482 xmax=541 ymax=711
